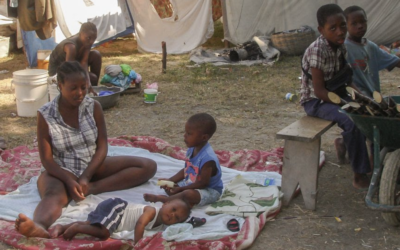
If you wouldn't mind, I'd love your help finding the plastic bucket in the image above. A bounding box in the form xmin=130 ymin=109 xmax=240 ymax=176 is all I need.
xmin=37 ymin=50 xmax=52 ymax=70
xmin=144 ymin=89 xmax=158 ymax=103
xmin=48 ymin=84 xmax=59 ymax=101
xmin=13 ymin=69 xmax=49 ymax=117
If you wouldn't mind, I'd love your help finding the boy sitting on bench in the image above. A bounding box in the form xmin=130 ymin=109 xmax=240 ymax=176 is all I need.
xmin=300 ymin=4 xmax=371 ymax=190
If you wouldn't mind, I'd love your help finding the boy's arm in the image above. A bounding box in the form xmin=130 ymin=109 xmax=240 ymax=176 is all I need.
xmin=174 ymin=161 xmax=216 ymax=192
xmin=311 ymin=68 xmax=331 ymax=103
xmin=134 ymin=206 xmax=156 ymax=244
xmin=167 ymin=168 xmax=185 ymax=183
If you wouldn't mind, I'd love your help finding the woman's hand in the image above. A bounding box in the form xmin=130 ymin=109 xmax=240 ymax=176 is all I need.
xmin=78 ymin=176 xmax=90 ymax=197
xmin=66 ymin=179 xmax=85 ymax=202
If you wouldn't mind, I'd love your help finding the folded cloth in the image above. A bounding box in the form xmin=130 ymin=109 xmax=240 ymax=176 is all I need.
xmin=105 ymin=65 xmax=122 ymax=77
xmin=120 ymin=64 xmax=132 ymax=76
xmin=100 ymin=71 xmax=137 ymax=90
xmin=100 ymin=74 xmax=113 ymax=84
xmin=99 ymin=90 xmax=115 ymax=96
xmin=135 ymin=73 xmax=142 ymax=84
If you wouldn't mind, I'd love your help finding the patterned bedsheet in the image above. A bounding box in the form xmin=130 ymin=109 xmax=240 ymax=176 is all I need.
xmin=0 ymin=136 xmax=284 ymax=250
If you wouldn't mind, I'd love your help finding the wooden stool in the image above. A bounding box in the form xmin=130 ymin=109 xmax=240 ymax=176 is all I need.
xmin=276 ymin=116 xmax=335 ymax=210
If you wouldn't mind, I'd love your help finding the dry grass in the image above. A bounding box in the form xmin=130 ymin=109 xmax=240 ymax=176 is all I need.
xmin=1 ymin=20 xmax=400 ymax=250
xmin=0 ymin=21 xmax=303 ymax=151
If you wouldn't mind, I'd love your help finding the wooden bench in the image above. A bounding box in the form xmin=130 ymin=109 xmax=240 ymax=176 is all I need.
xmin=276 ymin=116 xmax=335 ymax=210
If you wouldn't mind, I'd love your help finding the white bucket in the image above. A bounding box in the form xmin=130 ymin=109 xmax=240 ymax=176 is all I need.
xmin=144 ymin=88 xmax=159 ymax=103
xmin=48 ymin=84 xmax=59 ymax=101
xmin=13 ymin=69 xmax=49 ymax=117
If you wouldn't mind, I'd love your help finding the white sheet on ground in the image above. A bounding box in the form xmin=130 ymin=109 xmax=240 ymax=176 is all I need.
xmin=0 ymin=146 xmax=282 ymax=241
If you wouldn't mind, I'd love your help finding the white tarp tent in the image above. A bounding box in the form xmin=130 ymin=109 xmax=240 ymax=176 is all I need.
xmin=222 ymin=0 xmax=400 ymax=46
xmin=10 ymin=0 xmax=400 ymax=60
xmin=126 ymin=0 xmax=214 ymax=54
xmin=54 ymin=0 xmax=134 ymax=45
xmin=52 ymin=0 xmax=214 ymax=54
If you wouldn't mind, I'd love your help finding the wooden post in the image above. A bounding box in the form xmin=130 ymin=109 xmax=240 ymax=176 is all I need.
xmin=162 ymin=41 xmax=167 ymax=73
xmin=224 ymin=39 xmax=229 ymax=48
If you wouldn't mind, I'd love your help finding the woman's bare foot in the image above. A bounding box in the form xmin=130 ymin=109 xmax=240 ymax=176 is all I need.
xmin=143 ymin=193 xmax=167 ymax=203
xmin=49 ymin=224 xmax=67 ymax=238
xmin=15 ymin=213 xmax=50 ymax=238
xmin=353 ymin=173 xmax=370 ymax=190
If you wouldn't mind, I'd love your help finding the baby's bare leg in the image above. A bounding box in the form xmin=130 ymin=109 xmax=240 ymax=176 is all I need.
xmin=50 ymin=221 xmax=85 ymax=238
xmin=63 ymin=222 xmax=110 ymax=241
xmin=144 ymin=189 xmax=201 ymax=207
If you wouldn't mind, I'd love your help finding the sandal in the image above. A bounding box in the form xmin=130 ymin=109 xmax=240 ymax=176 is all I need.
xmin=187 ymin=217 xmax=206 ymax=228
xmin=0 ymin=137 xmax=6 ymax=150
xmin=227 ymin=218 xmax=240 ymax=232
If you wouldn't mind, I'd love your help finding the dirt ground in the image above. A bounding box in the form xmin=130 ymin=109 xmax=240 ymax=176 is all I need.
xmin=1 ymin=34 xmax=400 ymax=250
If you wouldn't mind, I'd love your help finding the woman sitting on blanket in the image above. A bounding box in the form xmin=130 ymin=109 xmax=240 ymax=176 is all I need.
xmin=15 ymin=61 xmax=157 ymax=238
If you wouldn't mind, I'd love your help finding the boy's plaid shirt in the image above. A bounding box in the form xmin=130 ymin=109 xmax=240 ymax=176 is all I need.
xmin=300 ymin=35 xmax=347 ymax=104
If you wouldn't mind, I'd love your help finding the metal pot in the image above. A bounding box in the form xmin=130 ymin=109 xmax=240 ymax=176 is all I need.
xmin=90 ymin=86 xmax=123 ymax=109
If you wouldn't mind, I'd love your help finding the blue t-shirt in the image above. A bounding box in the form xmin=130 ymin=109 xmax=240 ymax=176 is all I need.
xmin=183 ymin=142 xmax=223 ymax=194
xmin=345 ymin=38 xmax=400 ymax=97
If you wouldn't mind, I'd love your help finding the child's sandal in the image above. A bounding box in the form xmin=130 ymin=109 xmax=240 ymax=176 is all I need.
xmin=227 ymin=218 xmax=240 ymax=232
xmin=187 ymin=217 xmax=206 ymax=228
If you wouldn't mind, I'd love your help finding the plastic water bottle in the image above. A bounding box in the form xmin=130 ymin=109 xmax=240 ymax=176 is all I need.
xmin=285 ymin=93 xmax=298 ymax=102
xmin=253 ymin=178 xmax=275 ymax=186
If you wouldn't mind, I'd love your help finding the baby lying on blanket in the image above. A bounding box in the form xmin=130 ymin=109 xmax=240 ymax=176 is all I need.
xmin=49 ymin=197 xmax=191 ymax=244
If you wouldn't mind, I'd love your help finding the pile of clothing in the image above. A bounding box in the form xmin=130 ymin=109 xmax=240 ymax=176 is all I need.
xmin=100 ymin=64 xmax=142 ymax=90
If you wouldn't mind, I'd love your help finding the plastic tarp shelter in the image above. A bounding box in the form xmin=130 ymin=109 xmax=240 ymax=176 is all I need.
xmin=222 ymin=0 xmax=400 ymax=46
xmin=22 ymin=0 xmax=134 ymax=67
xmin=126 ymin=0 xmax=214 ymax=54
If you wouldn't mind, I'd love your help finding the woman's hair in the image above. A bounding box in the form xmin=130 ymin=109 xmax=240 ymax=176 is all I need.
xmin=317 ymin=4 xmax=344 ymax=27
xmin=79 ymin=22 xmax=97 ymax=34
xmin=187 ymin=113 xmax=217 ymax=138
xmin=57 ymin=61 xmax=87 ymax=84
